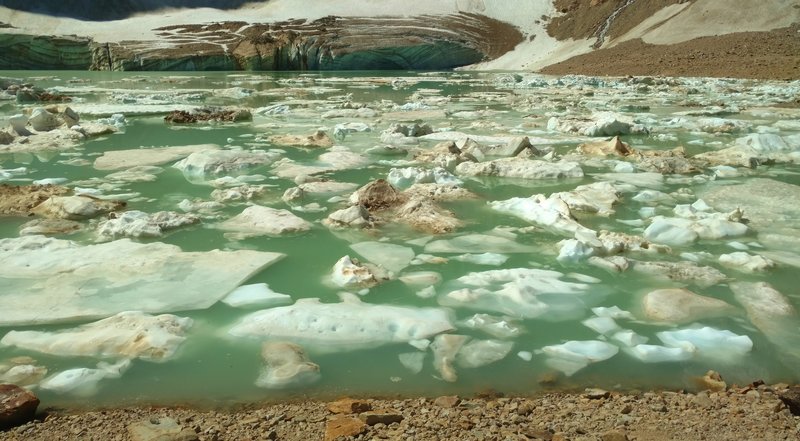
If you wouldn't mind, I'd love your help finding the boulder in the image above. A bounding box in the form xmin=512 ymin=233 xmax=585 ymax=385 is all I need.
xmin=0 ymin=384 xmax=39 ymax=430
xmin=576 ymin=136 xmax=633 ymax=157
xmin=349 ymin=179 xmax=404 ymax=210
xmin=0 ymin=184 xmax=71 ymax=217
xmin=327 ymin=398 xmax=372 ymax=414
xmin=256 ymin=342 xmax=321 ymax=389
xmin=324 ymin=416 xmax=366 ymax=441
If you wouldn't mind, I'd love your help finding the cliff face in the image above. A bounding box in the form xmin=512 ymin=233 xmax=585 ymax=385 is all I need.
xmin=0 ymin=14 xmax=521 ymax=71
xmin=0 ymin=0 xmax=798 ymax=76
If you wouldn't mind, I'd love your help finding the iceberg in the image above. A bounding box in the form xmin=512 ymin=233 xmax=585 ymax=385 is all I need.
xmin=0 ymin=312 xmax=191 ymax=362
xmin=0 ymin=236 xmax=284 ymax=326
xmin=228 ymin=293 xmax=454 ymax=353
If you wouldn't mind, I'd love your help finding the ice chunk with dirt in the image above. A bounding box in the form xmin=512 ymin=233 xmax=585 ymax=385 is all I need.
xmin=32 ymin=195 xmax=124 ymax=220
xmin=439 ymin=268 xmax=599 ymax=320
xmin=256 ymin=342 xmax=320 ymax=389
xmin=227 ymin=293 xmax=454 ymax=353
xmin=173 ymin=149 xmax=280 ymax=184
xmin=219 ymin=205 xmax=312 ymax=237
xmin=431 ymin=334 xmax=468 ymax=382
xmin=540 ymin=340 xmax=619 ymax=376
xmin=330 ymin=255 xmax=380 ymax=288
xmin=97 ymin=210 xmax=199 ymax=239
xmin=730 ymin=282 xmax=800 ymax=364
xmin=0 ymin=235 xmax=284 ymax=326
xmin=489 ymin=195 xmax=593 ymax=236
xmin=221 ymin=283 xmax=292 ymax=309
xmin=0 ymin=312 xmax=191 ymax=362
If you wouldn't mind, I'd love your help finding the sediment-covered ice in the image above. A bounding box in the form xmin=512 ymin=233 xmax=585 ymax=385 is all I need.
xmin=0 ymin=312 xmax=192 ymax=362
xmin=227 ymin=293 xmax=454 ymax=353
xmin=641 ymin=288 xmax=737 ymax=324
xmin=97 ymin=210 xmax=200 ymax=239
xmin=0 ymin=235 xmax=284 ymax=326
xmin=94 ymin=144 xmax=219 ymax=170
xmin=173 ymin=149 xmax=280 ymax=184
xmin=456 ymin=158 xmax=583 ymax=180
xmin=256 ymin=342 xmax=320 ymax=389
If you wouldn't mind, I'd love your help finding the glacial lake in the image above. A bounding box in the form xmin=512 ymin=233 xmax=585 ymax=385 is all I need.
xmin=0 ymin=70 xmax=799 ymax=408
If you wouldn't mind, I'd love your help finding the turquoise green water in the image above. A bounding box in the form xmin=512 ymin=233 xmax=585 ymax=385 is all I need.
xmin=1 ymin=71 xmax=799 ymax=408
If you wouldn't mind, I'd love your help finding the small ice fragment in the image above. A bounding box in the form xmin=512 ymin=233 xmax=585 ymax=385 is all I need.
xmin=398 ymin=352 xmax=425 ymax=374
xmin=517 ymin=351 xmax=533 ymax=361
xmin=591 ymin=306 xmax=635 ymax=320
xmin=581 ymin=317 xmax=620 ymax=335
xmin=221 ymin=283 xmax=292 ymax=308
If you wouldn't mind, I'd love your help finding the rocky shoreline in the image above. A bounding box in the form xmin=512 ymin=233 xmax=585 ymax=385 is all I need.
xmin=3 ymin=381 xmax=800 ymax=441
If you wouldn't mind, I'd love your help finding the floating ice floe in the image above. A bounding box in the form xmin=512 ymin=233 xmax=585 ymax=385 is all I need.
xmin=219 ymin=205 xmax=312 ymax=237
xmin=451 ymin=253 xmax=509 ymax=266
xmin=350 ymin=241 xmax=415 ymax=274
xmin=439 ymin=268 xmax=600 ymax=320
xmin=1 ymin=312 xmax=192 ymax=362
xmin=730 ymin=282 xmax=800 ymax=363
xmin=489 ymin=194 xmax=593 ymax=236
xmin=256 ymin=342 xmax=320 ymax=389
xmin=456 ymin=339 xmax=514 ymax=369
xmin=173 ymin=149 xmax=280 ymax=184
xmin=39 ymin=360 xmax=131 ymax=397
xmin=641 ymin=288 xmax=737 ymax=324
xmin=591 ymin=306 xmax=635 ymax=320
xmin=97 ymin=210 xmax=200 ymax=239
xmin=398 ymin=352 xmax=426 ymax=374
xmin=540 ymin=340 xmax=619 ymax=376
xmin=581 ymin=317 xmax=620 ymax=336
xmin=719 ymin=252 xmax=775 ymax=272
xmin=0 ymin=360 xmax=47 ymax=387
xmin=547 ymin=112 xmax=645 ymax=137
xmin=624 ymin=345 xmax=693 ymax=363
xmin=460 ymin=314 xmax=522 ymax=339
xmin=656 ymin=327 xmax=753 ymax=361
xmin=630 ymin=260 xmax=727 ymax=288
xmin=643 ymin=201 xmax=748 ymax=246
xmin=693 ymin=133 xmax=800 ymax=167
xmin=228 ymin=293 xmax=454 ymax=353
xmin=387 ymin=167 xmax=462 ymax=189
xmin=94 ymin=144 xmax=219 ymax=171
xmin=456 ymin=158 xmax=583 ymax=180
xmin=424 ymin=234 xmax=536 ymax=254
xmin=221 ymin=283 xmax=292 ymax=308
xmin=331 ymin=255 xmax=380 ymax=288
xmin=552 ymin=181 xmax=620 ymax=216
xmin=0 ymin=235 xmax=284 ymax=326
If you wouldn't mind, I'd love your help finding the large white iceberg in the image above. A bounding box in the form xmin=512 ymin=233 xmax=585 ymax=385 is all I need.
xmin=228 ymin=293 xmax=454 ymax=353
xmin=0 ymin=235 xmax=284 ymax=326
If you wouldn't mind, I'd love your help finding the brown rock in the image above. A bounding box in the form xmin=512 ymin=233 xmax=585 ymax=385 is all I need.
xmin=600 ymin=429 xmax=629 ymax=441
xmin=324 ymin=416 xmax=366 ymax=441
xmin=695 ymin=370 xmax=727 ymax=392
xmin=433 ymin=395 xmax=461 ymax=408
xmin=327 ymin=398 xmax=372 ymax=414
xmin=521 ymin=428 xmax=554 ymax=440
xmin=0 ymin=184 xmax=70 ymax=217
xmin=358 ymin=410 xmax=404 ymax=426
xmin=0 ymin=384 xmax=39 ymax=430
xmin=778 ymin=385 xmax=800 ymax=416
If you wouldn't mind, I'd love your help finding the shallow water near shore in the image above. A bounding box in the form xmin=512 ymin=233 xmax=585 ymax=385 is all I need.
xmin=1 ymin=70 xmax=799 ymax=408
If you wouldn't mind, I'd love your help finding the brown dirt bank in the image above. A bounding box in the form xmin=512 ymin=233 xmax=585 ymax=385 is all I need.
xmin=4 ymin=384 xmax=800 ymax=441
xmin=540 ymin=25 xmax=800 ymax=80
